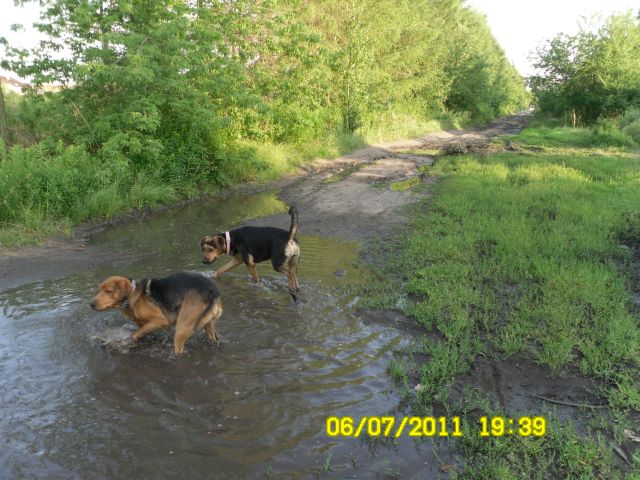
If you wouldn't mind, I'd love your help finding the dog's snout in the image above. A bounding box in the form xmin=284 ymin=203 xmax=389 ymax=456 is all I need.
xmin=89 ymin=300 xmax=97 ymax=310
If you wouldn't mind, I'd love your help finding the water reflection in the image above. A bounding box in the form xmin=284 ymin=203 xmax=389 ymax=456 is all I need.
xmin=0 ymin=191 xmax=442 ymax=479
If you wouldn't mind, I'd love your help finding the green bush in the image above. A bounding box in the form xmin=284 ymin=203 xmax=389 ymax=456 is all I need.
xmin=269 ymin=101 xmax=333 ymax=144
xmin=529 ymin=13 xmax=640 ymax=123
xmin=592 ymin=117 xmax=636 ymax=147
xmin=0 ymin=140 xmax=190 ymax=234
xmin=620 ymin=107 xmax=640 ymax=128
xmin=0 ymin=143 xmax=102 ymax=222
xmin=0 ymin=0 xmax=530 ymax=244
xmin=623 ymin=119 xmax=640 ymax=144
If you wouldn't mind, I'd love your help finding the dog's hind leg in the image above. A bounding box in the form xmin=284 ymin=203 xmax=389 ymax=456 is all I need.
xmin=202 ymin=299 xmax=223 ymax=344
xmin=174 ymin=323 xmax=198 ymax=355
xmin=174 ymin=294 xmax=204 ymax=354
xmin=277 ymin=264 xmax=299 ymax=303
xmin=289 ymin=255 xmax=300 ymax=291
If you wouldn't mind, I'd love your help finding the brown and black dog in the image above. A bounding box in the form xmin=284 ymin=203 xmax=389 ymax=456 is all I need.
xmin=200 ymin=206 xmax=301 ymax=302
xmin=90 ymin=272 xmax=222 ymax=354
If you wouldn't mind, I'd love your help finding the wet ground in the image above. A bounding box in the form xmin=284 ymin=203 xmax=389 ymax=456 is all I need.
xmin=1 ymin=112 xmax=555 ymax=479
xmin=0 ymin=191 xmax=462 ymax=479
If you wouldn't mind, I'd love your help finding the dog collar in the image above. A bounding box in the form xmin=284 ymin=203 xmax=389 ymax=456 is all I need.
xmin=225 ymin=231 xmax=231 ymax=255
xmin=120 ymin=279 xmax=137 ymax=310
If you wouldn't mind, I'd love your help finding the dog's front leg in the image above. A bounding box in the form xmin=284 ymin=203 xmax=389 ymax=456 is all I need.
xmin=214 ymin=256 xmax=243 ymax=279
xmin=131 ymin=317 xmax=168 ymax=342
xmin=248 ymin=263 xmax=259 ymax=284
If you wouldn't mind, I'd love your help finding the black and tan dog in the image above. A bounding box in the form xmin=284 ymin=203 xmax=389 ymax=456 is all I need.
xmin=90 ymin=272 xmax=222 ymax=354
xmin=200 ymin=206 xmax=301 ymax=302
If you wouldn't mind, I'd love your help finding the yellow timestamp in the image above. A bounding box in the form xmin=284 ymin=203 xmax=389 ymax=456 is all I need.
xmin=479 ymin=416 xmax=546 ymax=437
xmin=326 ymin=416 xmax=462 ymax=438
xmin=326 ymin=416 xmax=546 ymax=438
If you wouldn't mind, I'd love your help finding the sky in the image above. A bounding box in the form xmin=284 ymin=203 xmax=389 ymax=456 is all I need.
xmin=1 ymin=0 xmax=639 ymax=79
xmin=466 ymin=0 xmax=639 ymax=76
xmin=0 ymin=1 xmax=42 ymax=50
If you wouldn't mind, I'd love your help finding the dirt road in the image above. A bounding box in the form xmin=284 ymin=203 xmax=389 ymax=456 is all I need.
xmin=219 ymin=111 xmax=532 ymax=244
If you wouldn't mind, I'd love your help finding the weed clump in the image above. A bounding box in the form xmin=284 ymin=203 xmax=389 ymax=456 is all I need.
xmin=445 ymin=142 xmax=466 ymax=155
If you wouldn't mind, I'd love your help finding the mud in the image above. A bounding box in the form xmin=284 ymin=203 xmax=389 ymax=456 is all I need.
xmin=449 ymin=355 xmax=604 ymax=429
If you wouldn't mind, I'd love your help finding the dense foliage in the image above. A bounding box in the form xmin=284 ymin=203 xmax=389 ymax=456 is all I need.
xmin=0 ymin=0 xmax=528 ymax=244
xmin=529 ymin=12 xmax=640 ymax=126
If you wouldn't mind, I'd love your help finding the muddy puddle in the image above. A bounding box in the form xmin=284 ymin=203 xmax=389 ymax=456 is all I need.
xmin=0 ymin=191 xmax=453 ymax=479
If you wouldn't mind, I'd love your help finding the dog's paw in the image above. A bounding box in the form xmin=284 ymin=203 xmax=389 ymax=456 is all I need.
xmin=293 ymin=298 xmax=307 ymax=306
xmin=290 ymin=292 xmax=305 ymax=305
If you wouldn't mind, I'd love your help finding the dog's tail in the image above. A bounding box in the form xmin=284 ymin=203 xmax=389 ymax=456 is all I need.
xmin=196 ymin=288 xmax=221 ymax=328
xmin=288 ymin=205 xmax=298 ymax=241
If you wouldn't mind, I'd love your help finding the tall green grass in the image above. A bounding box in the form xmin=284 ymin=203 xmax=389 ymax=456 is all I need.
xmin=0 ymin=102 xmax=472 ymax=247
xmin=0 ymin=143 xmax=178 ymax=240
xmin=360 ymin=109 xmax=466 ymax=144
xmin=513 ymin=119 xmax=637 ymax=148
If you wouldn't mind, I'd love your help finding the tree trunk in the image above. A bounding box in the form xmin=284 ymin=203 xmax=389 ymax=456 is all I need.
xmin=0 ymin=84 xmax=11 ymax=151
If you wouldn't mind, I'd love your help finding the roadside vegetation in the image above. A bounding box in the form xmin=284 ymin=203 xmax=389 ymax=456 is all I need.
xmin=359 ymin=120 xmax=640 ymax=477
xmin=0 ymin=0 xmax=529 ymax=246
xmin=361 ymin=10 xmax=640 ymax=477
xmin=528 ymin=11 xmax=640 ymax=131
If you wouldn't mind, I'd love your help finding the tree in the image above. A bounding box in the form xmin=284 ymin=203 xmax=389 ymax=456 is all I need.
xmin=0 ymin=85 xmax=11 ymax=150
xmin=3 ymin=0 xmax=247 ymax=180
xmin=529 ymin=12 xmax=640 ymax=123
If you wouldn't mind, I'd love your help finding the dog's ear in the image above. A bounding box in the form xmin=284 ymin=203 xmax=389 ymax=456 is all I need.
xmin=214 ymin=235 xmax=226 ymax=251
xmin=113 ymin=277 xmax=130 ymax=298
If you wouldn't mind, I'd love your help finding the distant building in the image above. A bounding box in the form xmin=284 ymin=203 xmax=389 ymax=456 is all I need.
xmin=0 ymin=75 xmax=61 ymax=94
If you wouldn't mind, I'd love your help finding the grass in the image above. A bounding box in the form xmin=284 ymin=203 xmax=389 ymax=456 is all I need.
xmin=452 ymin=391 xmax=624 ymax=479
xmin=0 ymin=133 xmax=359 ymax=247
xmin=507 ymin=116 xmax=637 ymax=149
xmin=362 ymin=120 xmax=640 ymax=476
xmin=361 ymin=109 xmax=464 ymax=145
xmin=314 ymin=453 xmax=333 ymax=478
xmin=390 ymin=176 xmax=422 ymax=191
xmin=386 ymin=357 xmax=409 ymax=385
xmin=0 ymin=215 xmax=69 ymax=247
